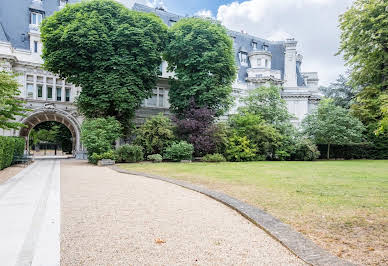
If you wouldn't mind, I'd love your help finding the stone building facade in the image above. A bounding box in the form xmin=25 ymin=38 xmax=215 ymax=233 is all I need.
xmin=0 ymin=0 xmax=320 ymax=158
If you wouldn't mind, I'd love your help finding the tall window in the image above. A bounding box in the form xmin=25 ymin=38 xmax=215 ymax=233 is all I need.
xmin=31 ymin=12 xmax=43 ymax=26
xmin=47 ymin=86 xmax=53 ymax=99
xmin=27 ymin=84 xmax=34 ymax=98
xmin=257 ymin=58 xmax=261 ymax=66
xmin=37 ymin=85 xmax=43 ymax=98
xmin=65 ymin=88 xmax=71 ymax=102
xmin=34 ymin=41 xmax=38 ymax=53
xmin=56 ymin=87 xmax=62 ymax=101
xmin=145 ymin=88 xmax=168 ymax=108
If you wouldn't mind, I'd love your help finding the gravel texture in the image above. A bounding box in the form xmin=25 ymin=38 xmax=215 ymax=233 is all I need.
xmin=61 ymin=160 xmax=305 ymax=265
xmin=0 ymin=165 xmax=26 ymax=185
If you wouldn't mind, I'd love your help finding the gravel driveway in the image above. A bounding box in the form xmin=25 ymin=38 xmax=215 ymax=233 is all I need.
xmin=61 ymin=160 xmax=305 ymax=265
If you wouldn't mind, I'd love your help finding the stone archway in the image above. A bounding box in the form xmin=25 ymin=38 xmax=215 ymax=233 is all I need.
xmin=19 ymin=107 xmax=82 ymax=155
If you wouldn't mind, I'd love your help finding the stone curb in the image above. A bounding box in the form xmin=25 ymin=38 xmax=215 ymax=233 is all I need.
xmin=110 ymin=165 xmax=354 ymax=266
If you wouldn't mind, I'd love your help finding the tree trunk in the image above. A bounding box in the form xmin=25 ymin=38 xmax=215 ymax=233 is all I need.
xmin=327 ymin=143 xmax=330 ymax=160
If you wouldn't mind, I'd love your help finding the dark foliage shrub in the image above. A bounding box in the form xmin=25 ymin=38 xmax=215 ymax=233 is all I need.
xmin=174 ymin=106 xmax=220 ymax=156
xmin=116 ymin=144 xmax=144 ymax=163
xmin=202 ymin=153 xmax=226 ymax=162
xmin=164 ymin=141 xmax=194 ymax=161
xmin=291 ymin=138 xmax=320 ymax=161
xmin=147 ymin=154 xmax=163 ymax=163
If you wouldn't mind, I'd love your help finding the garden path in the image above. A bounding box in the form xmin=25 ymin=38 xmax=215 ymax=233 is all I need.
xmin=0 ymin=160 xmax=60 ymax=266
xmin=61 ymin=160 xmax=304 ymax=265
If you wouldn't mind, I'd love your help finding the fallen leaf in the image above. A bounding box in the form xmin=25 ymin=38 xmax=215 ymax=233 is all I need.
xmin=155 ymin=238 xmax=166 ymax=244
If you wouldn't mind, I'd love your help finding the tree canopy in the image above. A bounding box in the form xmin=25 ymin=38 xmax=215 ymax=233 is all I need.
xmin=0 ymin=71 xmax=27 ymax=130
xmin=303 ymin=99 xmax=365 ymax=159
xmin=164 ymin=18 xmax=236 ymax=117
xmin=319 ymin=74 xmax=358 ymax=109
xmin=338 ymin=0 xmax=388 ymax=90
xmin=241 ymin=85 xmax=292 ymax=130
xmin=40 ymin=0 xmax=168 ymax=130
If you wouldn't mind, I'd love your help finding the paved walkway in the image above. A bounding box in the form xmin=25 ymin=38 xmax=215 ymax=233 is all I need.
xmin=0 ymin=160 xmax=60 ymax=266
xmin=61 ymin=160 xmax=304 ymax=265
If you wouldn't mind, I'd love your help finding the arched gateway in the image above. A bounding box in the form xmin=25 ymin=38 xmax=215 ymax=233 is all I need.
xmin=18 ymin=105 xmax=84 ymax=158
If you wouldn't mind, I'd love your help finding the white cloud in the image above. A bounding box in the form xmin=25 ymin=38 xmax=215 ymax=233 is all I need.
xmin=216 ymin=0 xmax=354 ymax=85
xmin=195 ymin=9 xmax=213 ymax=18
xmin=114 ymin=0 xmax=161 ymax=9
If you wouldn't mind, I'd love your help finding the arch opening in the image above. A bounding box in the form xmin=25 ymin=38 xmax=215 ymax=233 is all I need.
xmin=19 ymin=108 xmax=82 ymax=156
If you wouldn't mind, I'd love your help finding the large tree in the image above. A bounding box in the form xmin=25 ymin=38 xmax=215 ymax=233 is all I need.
xmin=319 ymin=74 xmax=358 ymax=109
xmin=338 ymin=0 xmax=388 ymax=90
xmin=164 ymin=18 xmax=236 ymax=117
xmin=338 ymin=0 xmax=388 ymax=134
xmin=240 ymin=85 xmax=296 ymax=159
xmin=302 ymin=99 xmax=365 ymax=159
xmin=0 ymin=71 xmax=27 ymax=130
xmin=40 ymin=0 xmax=168 ymax=131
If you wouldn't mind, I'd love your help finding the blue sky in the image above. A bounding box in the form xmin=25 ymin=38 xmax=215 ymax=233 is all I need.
xmin=124 ymin=0 xmax=355 ymax=86
xmin=160 ymin=0 xmax=229 ymax=17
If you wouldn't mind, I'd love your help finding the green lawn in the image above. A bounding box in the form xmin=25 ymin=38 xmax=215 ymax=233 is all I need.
xmin=119 ymin=160 xmax=388 ymax=265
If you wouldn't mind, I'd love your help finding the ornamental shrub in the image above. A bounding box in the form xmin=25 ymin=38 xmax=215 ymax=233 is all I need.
xmin=89 ymin=150 xmax=117 ymax=165
xmin=174 ymin=105 xmax=219 ymax=157
xmin=225 ymin=135 xmax=257 ymax=162
xmin=134 ymin=114 xmax=175 ymax=156
xmin=147 ymin=154 xmax=163 ymax=163
xmin=291 ymin=138 xmax=320 ymax=161
xmin=116 ymin=144 xmax=144 ymax=163
xmin=202 ymin=153 xmax=226 ymax=163
xmin=81 ymin=117 xmax=122 ymax=159
xmin=164 ymin=141 xmax=194 ymax=161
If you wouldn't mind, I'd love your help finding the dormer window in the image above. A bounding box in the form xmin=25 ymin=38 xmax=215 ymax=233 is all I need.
xmin=31 ymin=12 xmax=43 ymax=26
xmin=239 ymin=52 xmax=248 ymax=66
xmin=169 ymin=20 xmax=177 ymax=27
xmin=262 ymin=43 xmax=269 ymax=51
xmin=59 ymin=0 xmax=68 ymax=8
xmin=252 ymin=42 xmax=257 ymax=50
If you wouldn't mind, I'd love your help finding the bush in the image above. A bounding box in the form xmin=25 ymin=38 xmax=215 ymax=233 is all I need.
xmin=291 ymin=138 xmax=320 ymax=161
xmin=174 ymin=105 xmax=218 ymax=157
xmin=225 ymin=135 xmax=257 ymax=162
xmin=147 ymin=154 xmax=163 ymax=163
xmin=81 ymin=117 xmax=122 ymax=157
xmin=134 ymin=114 xmax=175 ymax=156
xmin=89 ymin=150 xmax=117 ymax=165
xmin=0 ymin=136 xmax=24 ymax=170
xmin=164 ymin=141 xmax=194 ymax=161
xmin=116 ymin=144 xmax=144 ymax=163
xmin=229 ymin=112 xmax=282 ymax=159
xmin=13 ymin=137 xmax=25 ymax=157
xmin=202 ymin=153 xmax=226 ymax=162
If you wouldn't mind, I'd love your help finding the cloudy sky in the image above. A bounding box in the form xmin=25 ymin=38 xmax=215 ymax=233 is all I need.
xmin=118 ymin=0 xmax=355 ymax=86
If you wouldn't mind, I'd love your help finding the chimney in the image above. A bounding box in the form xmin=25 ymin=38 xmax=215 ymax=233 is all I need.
xmin=284 ymin=38 xmax=298 ymax=87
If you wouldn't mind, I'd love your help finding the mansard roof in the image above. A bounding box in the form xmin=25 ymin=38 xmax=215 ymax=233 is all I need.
xmin=0 ymin=23 xmax=9 ymax=43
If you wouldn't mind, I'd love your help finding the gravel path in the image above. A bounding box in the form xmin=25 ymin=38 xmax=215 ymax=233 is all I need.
xmin=61 ymin=160 xmax=305 ymax=265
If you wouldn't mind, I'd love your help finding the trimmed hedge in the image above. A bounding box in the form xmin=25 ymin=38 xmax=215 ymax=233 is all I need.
xmin=0 ymin=136 xmax=25 ymax=170
xmin=316 ymin=143 xmax=387 ymax=160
